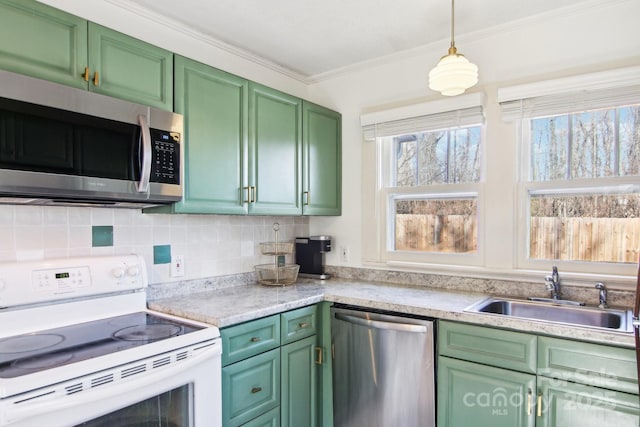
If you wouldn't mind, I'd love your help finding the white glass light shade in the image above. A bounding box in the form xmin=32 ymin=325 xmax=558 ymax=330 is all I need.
xmin=428 ymin=53 xmax=478 ymax=96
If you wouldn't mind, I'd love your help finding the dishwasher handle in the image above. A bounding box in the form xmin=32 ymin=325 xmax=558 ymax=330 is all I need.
xmin=335 ymin=312 xmax=430 ymax=333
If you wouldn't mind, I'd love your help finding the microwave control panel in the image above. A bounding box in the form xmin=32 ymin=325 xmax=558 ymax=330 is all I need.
xmin=150 ymin=129 xmax=181 ymax=184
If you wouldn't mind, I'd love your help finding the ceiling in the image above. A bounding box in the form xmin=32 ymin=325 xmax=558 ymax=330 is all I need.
xmin=122 ymin=0 xmax=593 ymax=80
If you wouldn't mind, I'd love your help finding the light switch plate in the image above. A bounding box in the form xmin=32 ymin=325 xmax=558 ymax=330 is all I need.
xmin=171 ymin=254 xmax=185 ymax=277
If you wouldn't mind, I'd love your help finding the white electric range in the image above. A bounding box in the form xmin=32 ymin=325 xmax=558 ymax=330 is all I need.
xmin=0 ymin=254 xmax=221 ymax=427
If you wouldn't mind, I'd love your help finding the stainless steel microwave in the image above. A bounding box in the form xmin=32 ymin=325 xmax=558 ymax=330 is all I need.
xmin=0 ymin=70 xmax=183 ymax=208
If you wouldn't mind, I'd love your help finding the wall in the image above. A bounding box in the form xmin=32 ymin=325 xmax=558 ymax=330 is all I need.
xmin=308 ymin=0 xmax=640 ymax=283
xmin=0 ymin=205 xmax=308 ymax=284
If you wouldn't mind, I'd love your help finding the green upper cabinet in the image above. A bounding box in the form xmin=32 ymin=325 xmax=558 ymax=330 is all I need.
xmin=248 ymin=83 xmax=302 ymax=216
xmin=302 ymin=102 xmax=342 ymax=216
xmin=0 ymin=0 xmax=88 ymax=89
xmin=87 ymin=23 xmax=173 ymax=110
xmin=156 ymin=56 xmax=248 ymax=214
xmin=0 ymin=0 xmax=172 ymax=110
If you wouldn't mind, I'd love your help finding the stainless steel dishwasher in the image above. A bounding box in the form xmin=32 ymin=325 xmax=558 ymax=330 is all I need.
xmin=331 ymin=305 xmax=436 ymax=427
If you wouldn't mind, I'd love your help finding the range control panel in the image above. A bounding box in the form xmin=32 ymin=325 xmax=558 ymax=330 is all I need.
xmin=0 ymin=255 xmax=147 ymax=308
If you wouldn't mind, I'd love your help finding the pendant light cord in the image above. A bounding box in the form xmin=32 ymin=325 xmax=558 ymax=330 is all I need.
xmin=448 ymin=0 xmax=458 ymax=54
xmin=450 ymin=0 xmax=455 ymax=49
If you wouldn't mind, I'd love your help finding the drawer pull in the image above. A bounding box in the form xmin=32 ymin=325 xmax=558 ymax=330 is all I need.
xmin=315 ymin=346 xmax=323 ymax=365
xmin=250 ymin=337 xmax=261 ymax=342
xmin=298 ymin=322 xmax=310 ymax=329
xmin=82 ymin=67 xmax=90 ymax=82
xmin=527 ymin=389 xmax=532 ymax=415
xmin=537 ymin=393 xmax=542 ymax=417
xmin=93 ymin=71 xmax=99 ymax=86
xmin=251 ymin=387 xmax=262 ymax=394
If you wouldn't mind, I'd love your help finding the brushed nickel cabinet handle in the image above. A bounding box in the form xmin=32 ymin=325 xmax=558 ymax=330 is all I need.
xmin=537 ymin=393 xmax=542 ymax=417
xmin=303 ymin=191 xmax=310 ymax=206
xmin=315 ymin=346 xmax=323 ymax=365
xmin=243 ymin=186 xmax=251 ymax=204
xmin=527 ymin=389 xmax=532 ymax=415
xmin=298 ymin=322 xmax=310 ymax=328
xmin=250 ymin=336 xmax=261 ymax=342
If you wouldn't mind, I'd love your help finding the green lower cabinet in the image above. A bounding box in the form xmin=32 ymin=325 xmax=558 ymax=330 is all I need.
xmin=438 ymin=356 xmax=536 ymax=427
xmin=537 ymin=377 xmax=639 ymax=427
xmin=438 ymin=321 xmax=639 ymax=427
xmin=281 ymin=335 xmax=317 ymax=427
xmin=222 ymin=348 xmax=281 ymax=427
xmin=222 ymin=304 xmax=332 ymax=427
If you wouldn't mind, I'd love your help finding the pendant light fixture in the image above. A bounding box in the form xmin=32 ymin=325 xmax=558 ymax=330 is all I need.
xmin=428 ymin=0 xmax=478 ymax=96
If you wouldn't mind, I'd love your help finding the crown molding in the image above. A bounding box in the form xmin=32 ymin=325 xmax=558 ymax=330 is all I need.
xmin=307 ymin=0 xmax=628 ymax=84
xmin=106 ymin=0 xmax=627 ymax=86
xmin=104 ymin=0 xmax=309 ymax=83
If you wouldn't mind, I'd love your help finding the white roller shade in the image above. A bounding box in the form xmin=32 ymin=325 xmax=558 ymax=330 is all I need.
xmin=498 ymin=66 xmax=640 ymax=121
xmin=361 ymin=92 xmax=485 ymax=141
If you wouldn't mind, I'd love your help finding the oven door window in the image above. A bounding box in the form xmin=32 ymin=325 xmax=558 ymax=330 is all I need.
xmin=75 ymin=385 xmax=191 ymax=427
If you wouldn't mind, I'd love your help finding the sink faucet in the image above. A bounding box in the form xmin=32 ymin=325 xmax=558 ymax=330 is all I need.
xmin=595 ymin=283 xmax=607 ymax=309
xmin=545 ymin=266 xmax=561 ymax=300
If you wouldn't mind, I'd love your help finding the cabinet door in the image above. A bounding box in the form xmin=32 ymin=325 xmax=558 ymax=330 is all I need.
xmin=223 ymin=348 xmax=281 ymax=427
xmin=537 ymin=377 xmax=639 ymax=427
xmin=281 ymin=335 xmax=318 ymax=427
xmin=0 ymin=0 xmax=87 ymax=89
xmin=248 ymin=83 xmax=302 ymax=215
xmin=88 ymin=23 xmax=173 ymax=110
xmin=167 ymin=56 xmax=248 ymax=214
xmin=438 ymin=356 xmax=536 ymax=427
xmin=302 ymin=101 xmax=341 ymax=216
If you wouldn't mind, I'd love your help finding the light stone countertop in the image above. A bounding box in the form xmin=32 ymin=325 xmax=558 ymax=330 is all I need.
xmin=148 ymin=279 xmax=636 ymax=348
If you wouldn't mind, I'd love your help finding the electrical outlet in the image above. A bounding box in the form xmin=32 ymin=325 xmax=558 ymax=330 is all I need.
xmin=340 ymin=246 xmax=349 ymax=263
xmin=171 ymin=254 xmax=185 ymax=277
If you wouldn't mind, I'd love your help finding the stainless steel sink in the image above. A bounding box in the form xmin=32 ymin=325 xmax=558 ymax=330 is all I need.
xmin=465 ymin=297 xmax=634 ymax=333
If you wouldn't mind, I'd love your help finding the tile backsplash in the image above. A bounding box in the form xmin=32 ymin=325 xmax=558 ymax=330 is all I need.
xmin=0 ymin=205 xmax=309 ymax=284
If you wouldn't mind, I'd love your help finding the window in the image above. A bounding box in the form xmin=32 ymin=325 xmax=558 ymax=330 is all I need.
xmin=387 ymin=126 xmax=481 ymax=254
xmin=525 ymin=105 xmax=640 ymax=265
xmin=361 ymin=93 xmax=485 ymax=267
xmin=498 ymin=67 xmax=640 ymax=275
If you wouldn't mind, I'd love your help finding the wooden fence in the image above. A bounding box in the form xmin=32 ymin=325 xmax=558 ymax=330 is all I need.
xmin=530 ymin=217 xmax=640 ymax=262
xmin=396 ymin=214 xmax=640 ymax=262
xmin=395 ymin=214 xmax=477 ymax=253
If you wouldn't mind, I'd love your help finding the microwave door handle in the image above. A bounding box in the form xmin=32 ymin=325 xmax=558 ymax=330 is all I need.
xmin=137 ymin=114 xmax=152 ymax=193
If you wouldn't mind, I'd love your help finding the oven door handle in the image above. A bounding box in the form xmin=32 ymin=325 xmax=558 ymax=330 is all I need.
xmin=2 ymin=341 xmax=221 ymax=427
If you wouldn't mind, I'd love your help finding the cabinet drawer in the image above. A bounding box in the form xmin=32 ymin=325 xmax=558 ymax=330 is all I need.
xmin=241 ymin=406 xmax=280 ymax=427
xmin=439 ymin=321 xmax=537 ymax=373
xmin=281 ymin=305 xmax=318 ymax=345
xmin=222 ymin=348 xmax=280 ymax=427
xmin=538 ymin=336 xmax=638 ymax=395
xmin=221 ymin=315 xmax=280 ymax=366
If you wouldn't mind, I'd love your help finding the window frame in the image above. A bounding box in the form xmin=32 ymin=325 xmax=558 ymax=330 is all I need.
xmin=377 ymin=123 xmax=486 ymax=267
xmin=515 ymin=111 xmax=640 ymax=277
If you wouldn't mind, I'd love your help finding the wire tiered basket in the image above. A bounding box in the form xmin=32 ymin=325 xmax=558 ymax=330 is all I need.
xmin=255 ymin=223 xmax=299 ymax=286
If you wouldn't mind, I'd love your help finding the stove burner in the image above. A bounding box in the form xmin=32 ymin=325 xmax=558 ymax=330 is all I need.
xmin=13 ymin=352 xmax=74 ymax=370
xmin=113 ymin=324 xmax=182 ymax=341
xmin=0 ymin=334 xmax=64 ymax=354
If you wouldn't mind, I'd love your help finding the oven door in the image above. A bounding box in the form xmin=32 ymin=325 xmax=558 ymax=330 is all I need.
xmin=1 ymin=339 xmax=221 ymax=427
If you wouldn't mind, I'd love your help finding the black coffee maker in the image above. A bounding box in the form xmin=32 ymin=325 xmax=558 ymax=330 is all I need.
xmin=295 ymin=236 xmax=331 ymax=279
